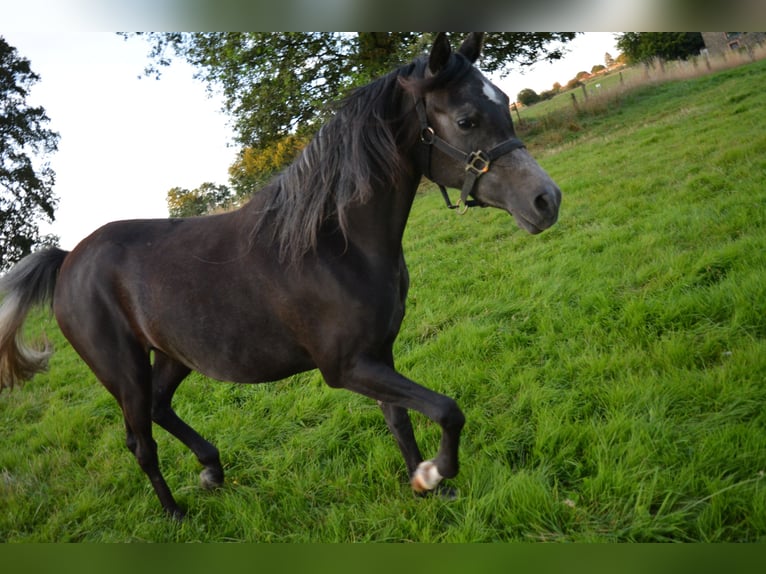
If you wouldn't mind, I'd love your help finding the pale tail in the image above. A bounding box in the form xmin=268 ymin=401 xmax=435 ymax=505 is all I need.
xmin=0 ymin=248 xmax=69 ymax=390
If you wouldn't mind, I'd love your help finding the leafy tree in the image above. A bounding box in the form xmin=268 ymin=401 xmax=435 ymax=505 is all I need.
xmin=516 ymin=88 xmax=540 ymax=106
xmin=228 ymin=133 xmax=309 ymax=200
xmin=615 ymin=33 xmax=705 ymax=64
xmin=122 ymin=32 xmax=579 ymax=149
xmin=166 ymin=182 xmax=234 ymax=217
xmin=538 ymin=89 xmax=557 ymax=102
xmin=0 ymin=36 xmax=59 ymax=270
xmin=565 ymin=77 xmax=583 ymax=91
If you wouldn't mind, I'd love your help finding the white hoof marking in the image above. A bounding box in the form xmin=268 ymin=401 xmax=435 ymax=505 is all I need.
xmin=411 ymin=460 xmax=443 ymax=492
xmin=199 ymin=468 xmax=221 ymax=490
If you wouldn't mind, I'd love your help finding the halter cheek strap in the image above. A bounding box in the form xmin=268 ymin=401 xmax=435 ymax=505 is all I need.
xmin=415 ymin=98 xmax=526 ymax=213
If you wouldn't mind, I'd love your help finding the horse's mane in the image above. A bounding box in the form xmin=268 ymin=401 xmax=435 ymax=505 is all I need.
xmin=250 ymin=51 xmax=475 ymax=263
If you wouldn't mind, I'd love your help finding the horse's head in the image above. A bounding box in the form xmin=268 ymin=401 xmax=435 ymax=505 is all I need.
xmin=410 ymin=33 xmax=561 ymax=234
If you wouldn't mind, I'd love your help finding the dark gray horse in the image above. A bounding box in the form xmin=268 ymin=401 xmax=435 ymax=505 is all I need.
xmin=0 ymin=33 xmax=560 ymax=518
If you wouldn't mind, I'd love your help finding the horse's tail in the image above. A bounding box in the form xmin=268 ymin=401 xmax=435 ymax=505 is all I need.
xmin=0 ymin=247 xmax=69 ymax=391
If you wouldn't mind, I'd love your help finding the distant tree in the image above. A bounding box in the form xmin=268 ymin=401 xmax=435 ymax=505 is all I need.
xmin=516 ymin=88 xmax=541 ymax=106
xmin=591 ymin=64 xmax=606 ymax=74
xmin=228 ymin=133 xmax=308 ymax=199
xmin=0 ymin=36 xmax=60 ymax=270
xmin=615 ymin=33 xmax=705 ymax=64
xmin=605 ymin=52 xmax=615 ymax=67
xmin=166 ymin=182 xmax=234 ymax=217
xmin=552 ymin=81 xmax=562 ymax=92
xmin=539 ymin=89 xmax=558 ymax=101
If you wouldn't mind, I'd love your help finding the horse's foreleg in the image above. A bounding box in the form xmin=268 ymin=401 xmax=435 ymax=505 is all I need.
xmin=337 ymin=358 xmax=465 ymax=494
xmin=378 ymin=401 xmax=423 ymax=478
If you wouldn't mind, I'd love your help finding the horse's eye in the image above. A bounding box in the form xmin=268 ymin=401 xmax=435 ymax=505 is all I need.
xmin=457 ymin=118 xmax=476 ymax=130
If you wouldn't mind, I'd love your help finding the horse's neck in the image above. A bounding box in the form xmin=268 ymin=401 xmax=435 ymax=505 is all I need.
xmin=343 ymin=169 xmax=421 ymax=260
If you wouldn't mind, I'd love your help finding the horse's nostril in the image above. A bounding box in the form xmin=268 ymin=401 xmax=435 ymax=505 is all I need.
xmin=534 ymin=186 xmax=561 ymax=214
xmin=534 ymin=192 xmax=551 ymax=213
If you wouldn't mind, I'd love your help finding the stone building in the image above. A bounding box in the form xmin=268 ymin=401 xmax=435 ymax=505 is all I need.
xmin=701 ymin=32 xmax=766 ymax=55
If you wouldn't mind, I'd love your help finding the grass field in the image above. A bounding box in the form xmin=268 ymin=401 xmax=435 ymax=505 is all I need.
xmin=1 ymin=58 xmax=765 ymax=542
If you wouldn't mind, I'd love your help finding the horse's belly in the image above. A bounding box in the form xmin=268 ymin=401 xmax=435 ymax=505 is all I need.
xmin=167 ymin=334 xmax=316 ymax=385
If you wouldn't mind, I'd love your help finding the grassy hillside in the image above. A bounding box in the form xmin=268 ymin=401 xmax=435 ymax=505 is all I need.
xmin=1 ymin=58 xmax=765 ymax=542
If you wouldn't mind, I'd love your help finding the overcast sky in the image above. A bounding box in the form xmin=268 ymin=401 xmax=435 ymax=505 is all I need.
xmin=4 ymin=32 xmax=618 ymax=250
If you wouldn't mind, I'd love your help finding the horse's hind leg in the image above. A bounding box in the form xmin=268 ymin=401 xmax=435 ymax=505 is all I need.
xmin=150 ymin=351 xmax=224 ymax=489
xmin=60 ymin=320 xmax=184 ymax=517
xmin=92 ymin=350 xmax=185 ymax=519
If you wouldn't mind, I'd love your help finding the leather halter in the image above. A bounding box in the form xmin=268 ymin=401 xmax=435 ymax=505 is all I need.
xmin=414 ymin=98 xmax=526 ymax=213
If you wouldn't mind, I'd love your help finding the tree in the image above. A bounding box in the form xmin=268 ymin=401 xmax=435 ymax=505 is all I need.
xmin=605 ymin=52 xmax=615 ymax=67
xmin=615 ymin=33 xmax=705 ymax=64
xmin=228 ymin=132 xmax=309 ymax=200
xmin=0 ymin=36 xmax=59 ymax=270
xmin=166 ymin=182 xmax=234 ymax=217
xmin=516 ymin=88 xmax=540 ymax=106
xmin=565 ymin=77 xmax=583 ymax=91
xmin=122 ymin=32 xmax=579 ymax=150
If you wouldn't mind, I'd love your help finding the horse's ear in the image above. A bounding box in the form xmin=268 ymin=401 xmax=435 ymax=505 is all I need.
xmin=458 ymin=32 xmax=484 ymax=64
xmin=428 ymin=32 xmax=452 ymax=74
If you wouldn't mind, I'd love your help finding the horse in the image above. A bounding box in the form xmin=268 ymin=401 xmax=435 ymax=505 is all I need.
xmin=0 ymin=33 xmax=561 ymax=519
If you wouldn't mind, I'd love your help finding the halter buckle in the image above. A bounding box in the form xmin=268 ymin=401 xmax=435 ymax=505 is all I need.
xmin=466 ymin=151 xmax=490 ymax=176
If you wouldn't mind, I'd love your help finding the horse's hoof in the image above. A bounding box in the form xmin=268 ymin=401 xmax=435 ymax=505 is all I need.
xmin=414 ymin=482 xmax=458 ymax=500
xmin=199 ymin=467 xmax=224 ymax=490
xmin=166 ymin=505 xmax=186 ymax=521
xmin=411 ymin=460 xmax=443 ymax=493
xmin=434 ymin=483 xmax=458 ymax=500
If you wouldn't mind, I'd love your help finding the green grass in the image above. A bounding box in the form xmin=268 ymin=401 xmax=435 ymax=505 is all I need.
xmin=2 ymin=59 xmax=766 ymax=542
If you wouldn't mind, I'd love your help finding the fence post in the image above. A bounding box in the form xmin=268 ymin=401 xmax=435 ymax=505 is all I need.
xmin=580 ymin=83 xmax=588 ymax=101
xmin=511 ymin=102 xmax=522 ymax=125
xmin=570 ymin=92 xmax=579 ymax=111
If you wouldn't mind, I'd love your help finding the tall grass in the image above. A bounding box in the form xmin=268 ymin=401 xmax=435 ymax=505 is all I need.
xmin=1 ymin=58 xmax=765 ymax=542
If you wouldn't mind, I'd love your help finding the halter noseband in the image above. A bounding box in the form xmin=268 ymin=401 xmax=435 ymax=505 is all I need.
xmin=414 ymin=98 xmax=526 ymax=213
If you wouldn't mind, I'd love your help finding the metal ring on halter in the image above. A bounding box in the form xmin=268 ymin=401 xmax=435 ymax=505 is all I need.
xmin=454 ymin=198 xmax=469 ymax=215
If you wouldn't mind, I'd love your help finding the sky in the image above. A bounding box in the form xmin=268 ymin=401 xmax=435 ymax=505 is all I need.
xmin=3 ymin=32 xmax=618 ymax=250
xmin=493 ymin=32 xmax=619 ymax=96
xmin=4 ymin=32 xmax=234 ymax=250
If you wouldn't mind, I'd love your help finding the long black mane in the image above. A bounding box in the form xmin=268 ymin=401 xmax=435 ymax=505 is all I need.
xmin=250 ymin=52 xmax=475 ymax=263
